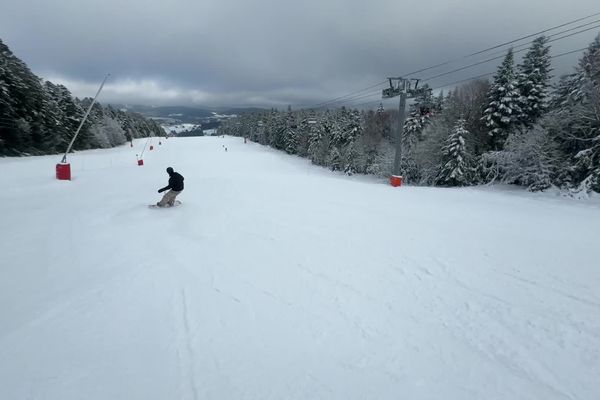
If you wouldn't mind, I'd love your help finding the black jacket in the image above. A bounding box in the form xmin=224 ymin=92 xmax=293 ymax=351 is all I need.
xmin=159 ymin=172 xmax=184 ymax=192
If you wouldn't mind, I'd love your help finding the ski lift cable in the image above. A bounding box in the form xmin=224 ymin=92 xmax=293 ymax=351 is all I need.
xmin=422 ymin=24 xmax=600 ymax=82
xmin=352 ymin=46 xmax=589 ymax=109
xmin=315 ymin=88 xmax=387 ymax=108
xmin=326 ymin=38 xmax=590 ymax=108
xmin=477 ymin=19 xmax=600 ymax=61
xmin=307 ymin=80 xmax=388 ymax=109
xmin=328 ymin=39 xmax=591 ymax=109
xmin=305 ymin=11 xmax=600 ymax=110
xmin=403 ymin=11 xmax=600 ymax=77
xmin=339 ymin=26 xmax=596 ymax=110
xmin=465 ymin=11 xmax=600 ymax=58
xmin=428 ymin=46 xmax=589 ymax=91
xmin=311 ymin=88 xmax=387 ymax=109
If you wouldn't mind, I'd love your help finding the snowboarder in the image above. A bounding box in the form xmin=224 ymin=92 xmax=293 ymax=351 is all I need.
xmin=157 ymin=167 xmax=184 ymax=207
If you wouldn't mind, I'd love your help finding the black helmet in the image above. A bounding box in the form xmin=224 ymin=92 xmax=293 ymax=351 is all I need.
xmin=166 ymin=167 xmax=174 ymax=174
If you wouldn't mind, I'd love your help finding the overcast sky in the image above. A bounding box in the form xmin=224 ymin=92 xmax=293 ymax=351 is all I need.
xmin=1 ymin=0 xmax=599 ymax=108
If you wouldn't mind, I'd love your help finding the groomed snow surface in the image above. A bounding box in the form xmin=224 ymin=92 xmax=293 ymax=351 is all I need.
xmin=1 ymin=136 xmax=599 ymax=400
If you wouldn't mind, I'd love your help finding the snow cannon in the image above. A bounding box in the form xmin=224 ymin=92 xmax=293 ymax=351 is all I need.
xmin=56 ymin=163 xmax=71 ymax=180
xmin=390 ymin=175 xmax=403 ymax=187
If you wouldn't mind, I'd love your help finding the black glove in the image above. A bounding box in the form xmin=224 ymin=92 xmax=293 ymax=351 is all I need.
xmin=158 ymin=188 xmax=163 ymax=193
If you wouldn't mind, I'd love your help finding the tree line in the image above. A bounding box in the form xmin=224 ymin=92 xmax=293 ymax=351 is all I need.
xmin=0 ymin=39 xmax=164 ymax=157
xmin=220 ymin=34 xmax=600 ymax=194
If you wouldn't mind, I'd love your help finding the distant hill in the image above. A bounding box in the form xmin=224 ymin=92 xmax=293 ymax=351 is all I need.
xmin=112 ymin=105 xmax=214 ymax=122
xmin=216 ymin=107 xmax=266 ymax=115
xmin=111 ymin=105 xmax=267 ymax=124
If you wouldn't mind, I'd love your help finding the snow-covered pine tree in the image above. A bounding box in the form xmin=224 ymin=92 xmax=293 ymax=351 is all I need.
xmin=436 ymin=118 xmax=471 ymax=186
xmin=295 ymin=113 xmax=312 ymax=156
xmin=0 ymin=39 xmax=47 ymax=154
xmin=284 ymin=128 xmax=298 ymax=154
xmin=308 ymin=112 xmax=332 ymax=166
xmin=516 ymin=36 xmax=552 ymax=127
xmin=268 ymin=111 xmax=286 ymax=150
xmin=283 ymin=110 xmax=298 ymax=154
xmin=402 ymin=86 xmax=434 ymax=181
xmin=482 ymin=48 xmax=521 ymax=149
xmin=548 ymin=34 xmax=600 ymax=193
xmin=404 ymin=84 xmax=434 ymax=147
xmin=341 ymin=109 xmax=363 ymax=174
xmin=328 ymin=146 xmax=342 ymax=171
xmin=482 ymin=124 xmax=557 ymax=191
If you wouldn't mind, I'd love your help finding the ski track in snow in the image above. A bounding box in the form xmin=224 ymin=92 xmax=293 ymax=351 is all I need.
xmin=178 ymin=287 xmax=200 ymax=400
xmin=1 ymin=136 xmax=599 ymax=399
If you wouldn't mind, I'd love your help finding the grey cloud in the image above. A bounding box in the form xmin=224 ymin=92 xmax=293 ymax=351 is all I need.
xmin=1 ymin=0 xmax=599 ymax=107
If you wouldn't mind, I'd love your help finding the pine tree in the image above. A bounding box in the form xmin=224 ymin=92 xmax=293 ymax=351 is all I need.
xmin=482 ymin=49 xmax=521 ymax=149
xmin=0 ymin=39 xmax=45 ymax=154
xmin=284 ymin=128 xmax=298 ymax=154
xmin=436 ymin=118 xmax=471 ymax=186
xmin=308 ymin=116 xmax=331 ymax=166
xmin=341 ymin=109 xmax=363 ymax=174
xmin=516 ymin=36 xmax=552 ymax=126
xmin=403 ymin=84 xmax=434 ymax=147
xmin=283 ymin=111 xmax=298 ymax=154
xmin=548 ymin=34 xmax=600 ymax=193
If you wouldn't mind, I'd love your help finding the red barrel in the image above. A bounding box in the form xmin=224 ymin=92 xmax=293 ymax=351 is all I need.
xmin=56 ymin=163 xmax=71 ymax=180
xmin=390 ymin=175 xmax=403 ymax=187
xmin=138 ymin=159 xmax=144 ymax=166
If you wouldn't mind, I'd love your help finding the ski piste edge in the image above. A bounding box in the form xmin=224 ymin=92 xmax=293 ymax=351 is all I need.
xmin=148 ymin=200 xmax=182 ymax=209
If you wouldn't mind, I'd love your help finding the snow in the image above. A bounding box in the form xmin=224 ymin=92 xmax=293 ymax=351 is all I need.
xmin=161 ymin=123 xmax=201 ymax=134
xmin=1 ymin=136 xmax=599 ymax=399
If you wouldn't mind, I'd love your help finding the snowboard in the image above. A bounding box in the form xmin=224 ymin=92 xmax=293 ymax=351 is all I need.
xmin=149 ymin=200 xmax=182 ymax=209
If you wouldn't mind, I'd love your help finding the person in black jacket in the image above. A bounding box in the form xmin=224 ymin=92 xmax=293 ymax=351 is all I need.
xmin=157 ymin=167 xmax=184 ymax=207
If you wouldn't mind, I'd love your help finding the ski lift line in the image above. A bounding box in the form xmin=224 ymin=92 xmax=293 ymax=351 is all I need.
xmin=344 ymin=91 xmax=391 ymax=105
xmin=465 ymin=11 xmax=600 ymax=58
xmin=311 ymin=80 xmax=387 ymax=106
xmin=431 ymin=73 xmax=495 ymax=91
xmin=306 ymin=12 xmax=600 ymax=112
xmin=353 ymin=98 xmax=389 ymax=108
xmin=402 ymin=12 xmax=600 ymax=78
xmin=326 ymin=92 xmax=382 ymax=108
xmin=314 ymin=88 xmax=385 ymax=109
xmin=299 ymin=85 xmax=383 ymax=110
xmin=354 ymin=44 xmax=589 ymax=109
xmin=423 ymin=24 xmax=600 ymax=83
xmin=429 ymin=46 xmax=588 ymax=91
xmin=320 ymin=89 xmax=383 ymax=106
xmin=480 ymin=19 xmax=600 ymax=61
xmin=349 ymin=92 xmax=409 ymax=108
xmin=308 ymin=80 xmax=388 ymax=109
xmin=551 ymin=46 xmax=590 ymax=58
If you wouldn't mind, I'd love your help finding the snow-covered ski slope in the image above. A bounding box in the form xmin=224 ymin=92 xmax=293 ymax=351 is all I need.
xmin=1 ymin=136 xmax=599 ymax=400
